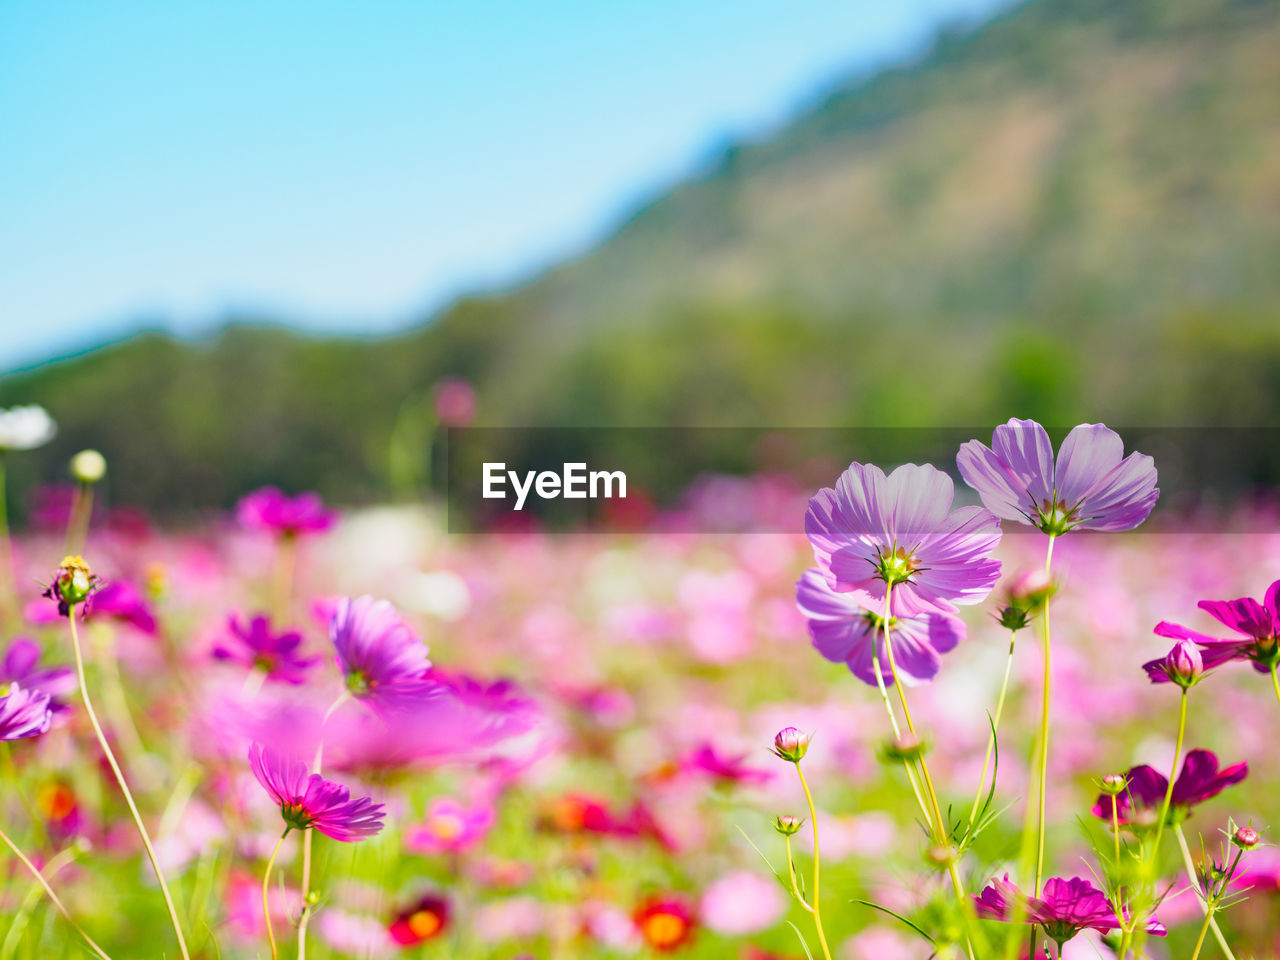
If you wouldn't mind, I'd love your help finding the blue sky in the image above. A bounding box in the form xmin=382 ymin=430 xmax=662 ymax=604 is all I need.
xmin=0 ymin=0 xmax=1008 ymax=370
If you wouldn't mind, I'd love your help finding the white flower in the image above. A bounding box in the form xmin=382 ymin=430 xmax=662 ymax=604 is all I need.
xmin=70 ymin=449 xmax=107 ymax=483
xmin=0 ymin=405 xmax=56 ymax=451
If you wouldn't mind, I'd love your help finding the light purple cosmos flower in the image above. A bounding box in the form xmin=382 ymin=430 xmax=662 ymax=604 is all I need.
xmin=0 ymin=682 xmax=54 ymax=741
xmin=804 ymin=462 xmax=1002 ymax=617
xmin=248 ymin=742 xmax=385 ymax=840
xmin=975 ymin=875 xmax=1165 ymax=945
xmin=237 ymin=487 xmax=335 ymax=537
xmin=957 ymin=419 xmax=1158 ymax=535
xmin=1154 ymin=578 xmax=1280 ymax=677
xmin=1 ymin=639 xmax=75 ymax=714
xmin=330 ymin=596 xmax=432 ymax=704
xmin=213 ymin=614 xmax=319 ymax=685
xmin=1092 ymin=749 xmax=1248 ymax=826
xmin=796 ymin=568 xmax=965 ymax=686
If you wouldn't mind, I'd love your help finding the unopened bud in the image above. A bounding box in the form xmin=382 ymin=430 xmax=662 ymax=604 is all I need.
xmin=773 ymin=814 xmax=804 ymax=837
xmin=771 ymin=727 xmax=812 ymax=763
xmin=70 ymin=449 xmax=107 ymax=484
xmin=1233 ymin=827 xmax=1261 ymax=850
xmin=1099 ymin=774 xmax=1127 ymax=796
xmin=880 ymin=732 xmax=927 ymax=763
xmin=1144 ymin=639 xmax=1204 ymax=688
xmin=925 ymin=844 xmax=955 ymax=868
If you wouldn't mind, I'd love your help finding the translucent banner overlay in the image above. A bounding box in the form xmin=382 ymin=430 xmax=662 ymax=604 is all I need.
xmin=444 ymin=427 xmax=1280 ymax=534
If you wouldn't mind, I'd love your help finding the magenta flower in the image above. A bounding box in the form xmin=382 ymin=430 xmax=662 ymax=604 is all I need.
xmin=1092 ymin=749 xmax=1248 ymax=826
xmin=432 ymin=376 xmax=476 ymax=428
xmin=0 ymin=682 xmax=53 ymax=741
xmin=85 ymin=580 xmax=157 ymax=635
xmin=678 ymin=743 xmax=773 ymax=786
xmin=330 ymin=596 xmax=432 ymax=703
xmin=805 ymin=462 xmax=1002 ymax=617
xmin=1154 ymin=578 xmax=1280 ymax=677
xmin=796 ymin=568 xmax=966 ymax=686
xmin=213 ymin=614 xmax=319 ymax=685
xmin=975 ymin=875 xmax=1164 ymax=945
xmin=957 ymin=419 xmax=1158 ymax=535
xmin=1142 ymin=638 xmax=1205 ymax=687
xmin=1 ymin=639 xmax=75 ymax=714
xmin=237 ymin=487 xmax=335 ymax=537
xmin=248 ymin=742 xmax=384 ymax=840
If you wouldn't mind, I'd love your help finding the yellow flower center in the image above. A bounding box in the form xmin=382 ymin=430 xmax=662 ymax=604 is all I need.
xmin=641 ymin=911 xmax=687 ymax=947
xmin=407 ymin=909 xmax=442 ymax=938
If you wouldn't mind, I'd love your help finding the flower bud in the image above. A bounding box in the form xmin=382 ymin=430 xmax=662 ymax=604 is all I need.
xmin=69 ymin=449 xmax=107 ymax=485
xmin=1148 ymin=639 xmax=1204 ymax=688
xmin=879 ymin=732 xmax=927 ymax=764
xmin=773 ymin=814 xmax=804 ymax=837
xmin=1099 ymin=773 xmax=1127 ymax=796
xmin=1007 ymin=567 xmax=1055 ymax=611
xmin=1233 ymin=827 xmax=1261 ymax=850
xmin=995 ymin=605 xmax=1031 ymax=631
xmin=771 ymin=727 xmax=812 ymax=763
xmin=925 ymin=844 xmax=955 ymax=869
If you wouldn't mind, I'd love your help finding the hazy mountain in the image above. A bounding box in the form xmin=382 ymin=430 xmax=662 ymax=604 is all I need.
xmin=5 ymin=0 xmax=1280 ymax=511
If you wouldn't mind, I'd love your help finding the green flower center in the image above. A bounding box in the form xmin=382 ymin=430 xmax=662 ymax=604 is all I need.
xmin=280 ymin=802 xmax=314 ymax=831
xmin=1036 ymin=497 xmax=1081 ymax=536
xmin=345 ymin=669 xmax=372 ymax=696
xmin=875 ymin=545 xmax=918 ymax=586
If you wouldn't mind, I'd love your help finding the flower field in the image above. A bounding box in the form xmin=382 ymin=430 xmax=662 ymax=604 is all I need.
xmin=2 ymin=417 xmax=1279 ymax=959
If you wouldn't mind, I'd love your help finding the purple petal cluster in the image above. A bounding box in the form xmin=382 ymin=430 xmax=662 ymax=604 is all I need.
xmin=957 ymin=419 xmax=1158 ymax=534
xmin=248 ymin=742 xmax=384 ymax=841
xmin=213 ymin=614 xmax=319 ymax=685
xmin=237 ymin=486 xmax=335 ymax=537
xmin=330 ymin=596 xmax=432 ymax=704
xmin=795 ymin=568 xmax=965 ymax=687
xmin=1092 ymin=749 xmax=1248 ymax=825
xmin=0 ymin=682 xmax=54 ymax=741
xmin=1 ymin=639 xmax=75 ymax=714
xmin=804 ymin=461 xmax=1002 ymax=618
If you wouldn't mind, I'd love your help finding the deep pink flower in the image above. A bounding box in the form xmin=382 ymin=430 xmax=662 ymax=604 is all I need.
xmin=805 ymin=461 xmax=1002 ymax=617
xmin=677 ymin=743 xmax=773 ymax=786
xmin=1092 ymin=749 xmax=1248 ymax=825
xmin=1 ymin=639 xmax=75 ymax=714
xmin=330 ymin=596 xmax=432 ymax=704
xmin=237 ymin=487 xmax=335 ymax=537
xmin=388 ymin=893 xmax=451 ymax=945
xmin=247 ymin=742 xmax=384 ymax=840
xmin=957 ymin=419 xmax=1158 ymax=534
xmin=432 ymin=376 xmax=476 ymax=428
xmin=1154 ymin=578 xmax=1280 ymax=677
xmin=975 ymin=874 xmax=1165 ymax=944
xmin=796 ymin=567 xmax=966 ymax=686
xmin=85 ymin=580 xmax=157 ymax=635
xmin=213 ymin=614 xmax=319 ymax=685
xmin=0 ymin=682 xmax=53 ymax=741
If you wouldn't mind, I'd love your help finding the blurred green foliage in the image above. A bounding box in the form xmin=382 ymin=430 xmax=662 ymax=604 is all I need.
xmin=3 ymin=0 xmax=1280 ymax=515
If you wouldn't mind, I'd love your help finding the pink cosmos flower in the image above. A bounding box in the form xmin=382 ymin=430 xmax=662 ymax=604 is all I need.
xmin=247 ymin=742 xmax=384 ymax=840
xmin=796 ymin=567 xmax=966 ymax=686
xmin=1092 ymin=749 xmax=1248 ymax=825
xmin=85 ymin=580 xmax=157 ymax=634
xmin=213 ymin=614 xmax=319 ymax=685
xmin=805 ymin=461 xmax=1002 ymax=617
xmin=236 ymin=487 xmax=335 ymax=537
xmin=975 ymin=875 xmax=1165 ymax=945
xmin=1154 ymin=578 xmax=1280 ymax=677
xmin=675 ymin=743 xmax=772 ymax=787
xmin=957 ymin=419 xmax=1158 ymax=534
xmin=404 ymin=796 xmax=495 ymax=855
xmin=0 ymin=682 xmax=52 ymax=741
xmin=1142 ymin=638 xmax=1205 ymax=686
xmin=388 ymin=893 xmax=450 ymax=945
xmin=699 ymin=870 xmax=785 ymax=935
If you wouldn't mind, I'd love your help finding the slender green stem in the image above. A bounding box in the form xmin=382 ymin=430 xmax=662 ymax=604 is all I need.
xmin=1188 ymin=912 xmax=1212 ymax=960
xmin=69 ymin=611 xmax=191 ymax=959
xmin=1270 ymin=663 xmax=1280 ymax=712
xmin=1032 ymin=534 xmax=1056 ymax=895
xmin=783 ymin=835 xmax=812 ymax=912
xmin=297 ymin=691 xmax=349 ymax=960
xmin=1174 ymin=825 xmax=1237 ymax=960
xmin=795 ymin=763 xmax=834 ymax=960
xmin=0 ymin=824 xmax=114 ymax=960
xmin=966 ymin=631 xmax=1017 ymax=830
xmin=262 ymin=828 xmax=291 ymax=960
xmin=1150 ymin=688 xmax=1187 ymax=861
xmin=64 ymin=482 xmax=94 ymax=555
